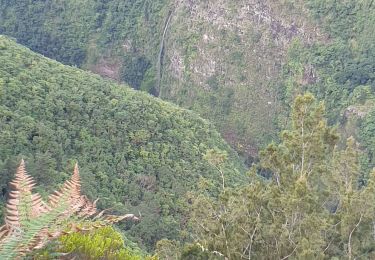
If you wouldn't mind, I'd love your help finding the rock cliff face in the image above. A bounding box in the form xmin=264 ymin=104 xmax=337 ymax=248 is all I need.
xmin=160 ymin=0 xmax=322 ymax=158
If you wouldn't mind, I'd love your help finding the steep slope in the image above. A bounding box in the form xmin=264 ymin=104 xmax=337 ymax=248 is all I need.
xmin=160 ymin=0 xmax=324 ymax=159
xmin=2 ymin=0 xmax=373 ymax=165
xmin=282 ymin=0 xmax=375 ymax=172
xmin=0 ymin=0 xmax=170 ymax=85
xmin=0 ymin=0 xmax=321 ymax=161
xmin=0 ymin=36 xmax=245 ymax=250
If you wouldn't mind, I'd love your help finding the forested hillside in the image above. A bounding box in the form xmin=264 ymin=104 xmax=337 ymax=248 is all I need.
xmin=0 ymin=0 xmax=169 ymax=90
xmin=1 ymin=1 xmax=375 ymax=258
xmin=1 ymin=0 xmax=374 ymax=164
xmin=0 ymin=0 xmax=317 ymax=161
xmin=0 ymin=36 xmax=245 ymax=250
xmin=284 ymin=0 xmax=375 ymax=173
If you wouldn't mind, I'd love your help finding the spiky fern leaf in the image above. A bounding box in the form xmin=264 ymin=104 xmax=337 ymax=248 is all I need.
xmin=4 ymin=159 xmax=48 ymax=229
xmin=0 ymin=160 xmax=139 ymax=259
xmin=0 ymin=159 xmax=54 ymax=259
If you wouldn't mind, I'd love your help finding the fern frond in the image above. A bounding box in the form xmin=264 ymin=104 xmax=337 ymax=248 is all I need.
xmin=0 ymin=160 xmax=139 ymax=259
xmin=3 ymin=159 xmax=47 ymax=231
xmin=8 ymin=159 xmax=35 ymax=192
xmin=0 ymin=225 xmax=9 ymax=240
xmin=48 ymin=163 xmax=97 ymax=221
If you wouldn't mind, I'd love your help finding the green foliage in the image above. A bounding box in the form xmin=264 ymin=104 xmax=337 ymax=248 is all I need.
xmin=279 ymin=2 xmax=375 ymax=180
xmin=180 ymin=243 xmax=215 ymax=260
xmin=155 ymin=239 xmax=181 ymax=259
xmin=120 ymin=54 xmax=153 ymax=90
xmin=0 ymin=0 xmax=97 ymax=66
xmin=140 ymin=67 xmax=157 ymax=95
xmin=305 ymin=0 xmax=375 ymax=90
xmin=0 ymin=36 xmax=245 ymax=250
xmin=57 ymin=227 xmax=153 ymax=260
xmin=2 ymin=0 xmax=375 ymax=256
xmin=1 ymin=0 xmax=375 ymax=167
xmin=359 ymin=109 xmax=375 ymax=171
xmin=0 ymin=0 xmax=170 ymax=87
xmin=177 ymin=94 xmax=375 ymax=259
xmin=33 ymin=227 xmax=156 ymax=259
xmin=0 ymin=0 xmax=312 ymax=159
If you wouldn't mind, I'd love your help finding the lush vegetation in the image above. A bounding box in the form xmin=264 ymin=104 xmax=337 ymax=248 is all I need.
xmin=1 ymin=1 xmax=375 ymax=165
xmin=33 ymin=225 xmax=155 ymax=259
xmin=0 ymin=0 xmax=169 ymax=87
xmin=281 ymin=0 xmax=375 ymax=170
xmin=1 ymin=0 xmax=375 ymax=258
xmin=0 ymin=0 xmax=315 ymax=160
xmin=55 ymin=227 xmax=155 ymax=260
xmin=158 ymin=94 xmax=375 ymax=259
xmin=0 ymin=36 xmax=245 ymax=251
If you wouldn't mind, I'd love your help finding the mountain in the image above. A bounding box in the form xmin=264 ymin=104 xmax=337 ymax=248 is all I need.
xmin=0 ymin=35 xmax=245 ymax=250
xmin=0 ymin=0 xmax=315 ymax=161
xmin=1 ymin=1 xmax=374 ymax=165
xmin=1 ymin=0 xmax=375 ymax=258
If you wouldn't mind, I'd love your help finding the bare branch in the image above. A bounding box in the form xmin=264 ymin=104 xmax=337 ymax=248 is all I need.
xmin=348 ymin=214 xmax=363 ymax=260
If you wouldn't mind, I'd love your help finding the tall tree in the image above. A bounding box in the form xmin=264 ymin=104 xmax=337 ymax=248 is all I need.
xmin=179 ymin=94 xmax=375 ymax=259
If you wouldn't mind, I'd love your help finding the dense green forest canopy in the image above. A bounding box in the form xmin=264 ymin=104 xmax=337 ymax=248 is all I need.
xmin=1 ymin=0 xmax=374 ymax=165
xmin=1 ymin=0 xmax=375 ymax=258
xmin=0 ymin=0 xmax=167 ymax=99
xmin=0 ymin=0 xmax=169 ymax=83
xmin=283 ymin=0 xmax=375 ymax=171
xmin=0 ymin=36 xmax=245 ymax=250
